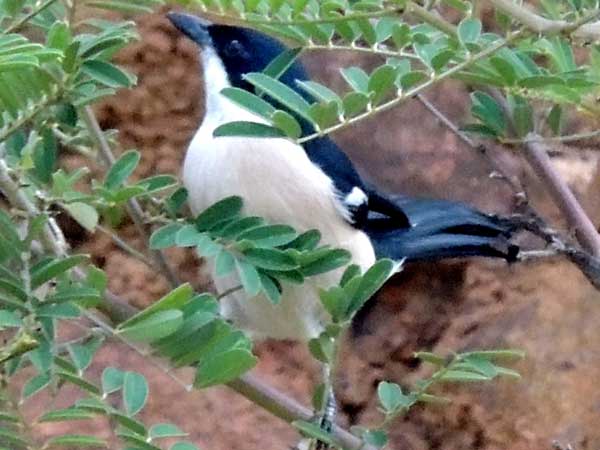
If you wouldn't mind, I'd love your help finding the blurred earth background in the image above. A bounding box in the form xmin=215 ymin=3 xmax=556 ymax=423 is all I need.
xmin=16 ymin=5 xmax=600 ymax=450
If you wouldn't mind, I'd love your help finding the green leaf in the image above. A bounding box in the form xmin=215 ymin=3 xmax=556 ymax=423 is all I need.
xmin=0 ymin=310 xmax=22 ymax=328
xmin=37 ymin=302 xmax=80 ymax=318
xmin=414 ymin=351 xmax=446 ymax=366
xmin=170 ymin=442 xmax=201 ymax=450
xmin=118 ymin=310 xmax=183 ymax=343
xmin=319 ymin=286 xmax=348 ymax=323
xmin=149 ymin=223 xmax=183 ymax=249
xmin=215 ymin=249 xmax=235 ymax=277
xmin=47 ymin=21 xmax=72 ymax=50
xmin=104 ymin=150 xmax=140 ymax=190
xmin=271 ymin=110 xmax=303 ymax=138
xmin=368 ymin=65 xmax=396 ymax=105
xmin=175 ymin=225 xmax=202 ymax=247
xmin=56 ymin=371 xmax=101 ymax=395
xmin=195 ymin=196 xmax=243 ymax=231
xmin=258 ymin=272 xmax=281 ymax=304
xmin=22 ymin=373 xmax=51 ymax=399
xmin=123 ymin=371 xmax=149 ymax=416
xmin=244 ymin=72 xmax=313 ymax=122
xmin=46 ymin=434 xmax=107 ymax=448
xmin=68 ymin=344 xmax=93 ymax=373
xmin=0 ymin=278 xmax=27 ymax=302
xmin=64 ymin=202 xmax=98 ymax=232
xmin=308 ymin=101 xmax=339 ymax=129
xmin=195 ymin=349 xmax=257 ymax=388
xmin=508 ymin=94 xmax=533 ymax=138
xmin=102 ymin=367 xmax=124 ymax=394
xmin=30 ymin=255 xmax=88 ymax=289
xmin=39 ymin=407 xmax=97 ymax=422
xmin=362 ymin=429 xmax=389 ymax=449
xmin=220 ymin=87 xmax=276 ymax=118
xmin=308 ymin=334 xmax=334 ymax=364
xmin=377 ymin=381 xmax=409 ymax=412
xmin=237 ymin=224 xmax=297 ymax=247
xmin=461 ymin=123 xmax=498 ymax=138
xmin=296 ymin=80 xmax=341 ymax=107
xmin=243 ymin=248 xmax=298 ymax=271
xmin=439 ymin=370 xmax=491 ymax=382
xmin=490 ymin=56 xmax=517 ymax=85
xmin=347 ymin=259 xmax=397 ymax=315
xmin=110 ymin=412 xmax=146 ymax=435
xmin=300 ymin=248 xmax=351 ymax=276
xmin=213 ymin=121 xmax=286 ymax=138
xmin=149 ymin=424 xmax=188 ymax=440
xmin=217 ymin=216 xmax=265 ymax=239
xmin=32 ymin=128 xmax=57 ymax=184
xmin=262 ymin=47 xmax=302 ymax=80
xmin=0 ymin=427 xmax=29 ymax=449
xmin=342 ymin=91 xmax=369 ymax=117
xmin=458 ymin=18 xmax=481 ymax=46
xmin=399 ymin=71 xmax=427 ymax=90
xmin=235 ymin=259 xmax=261 ymax=296
xmin=341 ymin=67 xmax=369 ymax=93
xmin=470 ymin=91 xmax=505 ymax=136
xmin=284 ymin=229 xmax=321 ymax=251
xmin=82 ymin=59 xmax=134 ymax=88
xmin=119 ymin=283 xmax=193 ymax=329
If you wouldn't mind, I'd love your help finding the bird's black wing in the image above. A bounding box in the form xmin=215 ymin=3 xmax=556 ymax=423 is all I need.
xmin=364 ymin=197 xmax=520 ymax=261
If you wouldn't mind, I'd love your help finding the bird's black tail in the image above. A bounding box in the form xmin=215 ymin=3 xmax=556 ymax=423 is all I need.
xmin=364 ymin=197 xmax=520 ymax=262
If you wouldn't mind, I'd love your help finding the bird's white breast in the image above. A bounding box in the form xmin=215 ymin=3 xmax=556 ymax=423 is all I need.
xmin=183 ymin=48 xmax=375 ymax=340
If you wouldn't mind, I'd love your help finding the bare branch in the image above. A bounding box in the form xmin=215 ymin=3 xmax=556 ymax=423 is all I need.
xmin=488 ymin=0 xmax=600 ymax=40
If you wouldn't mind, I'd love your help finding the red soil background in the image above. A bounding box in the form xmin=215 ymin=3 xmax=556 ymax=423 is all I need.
xmin=18 ymin=5 xmax=600 ymax=450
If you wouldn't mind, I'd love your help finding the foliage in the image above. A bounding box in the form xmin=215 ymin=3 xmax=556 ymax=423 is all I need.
xmin=5 ymin=0 xmax=599 ymax=449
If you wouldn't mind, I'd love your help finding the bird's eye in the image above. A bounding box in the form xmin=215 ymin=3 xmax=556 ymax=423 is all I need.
xmin=224 ymin=40 xmax=248 ymax=59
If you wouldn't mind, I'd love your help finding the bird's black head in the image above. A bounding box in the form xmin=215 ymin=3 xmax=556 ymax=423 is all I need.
xmin=167 ymin=12 xmax=309 ymax=94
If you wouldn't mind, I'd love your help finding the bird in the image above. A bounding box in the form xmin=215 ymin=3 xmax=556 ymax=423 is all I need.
xmin=165 ymin=12 xmax=520 ymax=342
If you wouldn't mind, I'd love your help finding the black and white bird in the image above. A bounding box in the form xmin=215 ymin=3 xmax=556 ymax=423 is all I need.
xmin=166 ymin=12 xmax=519 ymax=342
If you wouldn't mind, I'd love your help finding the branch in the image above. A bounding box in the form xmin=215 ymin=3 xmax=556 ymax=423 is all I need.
xmin=521 ymin=136 xmax=600 ymax=256
xmin=485 ymin=89 xmax=600 ymax=257
xmin=415 ymin=93 xmax=600 ymax=288
xmin=489 ymin=0 xmax=600 ymax=40
xmin=80 ymin=106 xmax=180 ymax=287
xmin=298 ymin=31 xmax=520 ymax=144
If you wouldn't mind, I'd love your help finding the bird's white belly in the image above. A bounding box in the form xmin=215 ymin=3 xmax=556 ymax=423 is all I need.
xmin=183 ymin=120 xmax=375 ymax=340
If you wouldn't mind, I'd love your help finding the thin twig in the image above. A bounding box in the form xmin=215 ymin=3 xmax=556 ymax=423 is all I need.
xmin=80 ymin=106 xmax=180 ymax=287
xmin=96 ymin=224 xmax=156 ymax=269
xmin=2 ymin=0 xmax=60 ymax=34
xmin=488 ymin=0 xmax=600 ymax=40
xmin=415 ymin=93 xmax=525 ymax=194
xmin=501 ymin=129 xmax=600 ymax=144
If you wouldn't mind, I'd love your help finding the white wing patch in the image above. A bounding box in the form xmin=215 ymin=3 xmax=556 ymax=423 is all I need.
xmin=345 ymin=186 xmax=368 ymax=207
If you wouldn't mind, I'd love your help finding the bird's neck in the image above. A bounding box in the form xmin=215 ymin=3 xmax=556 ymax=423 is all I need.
xmin=200 ymin=47 xmax=232 ymax=119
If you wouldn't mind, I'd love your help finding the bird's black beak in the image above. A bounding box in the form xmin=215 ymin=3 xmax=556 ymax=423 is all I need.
xmin=167 ymin=12 xmax=212 ymax=47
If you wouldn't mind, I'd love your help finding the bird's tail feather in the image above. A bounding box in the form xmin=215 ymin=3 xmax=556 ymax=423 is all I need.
xmin=365 ymin=197 xmax=519 ymax=262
